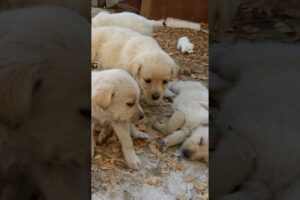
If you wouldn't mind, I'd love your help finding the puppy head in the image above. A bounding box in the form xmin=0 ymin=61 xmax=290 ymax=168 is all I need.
xmin=182 ymin=43 xmax=194 ymax=54
xmin=92 ymin=70 xmax=144 ymax=123
xmin=130 ymin=52 xmax=178 ymax=106
xmin=181 ymin=126 xmax=208 ymax=162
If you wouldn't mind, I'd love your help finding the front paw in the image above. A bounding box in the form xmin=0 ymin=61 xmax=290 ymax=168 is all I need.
xmin=131 ymin=130 xmax=150 ymax=140
xmin=159 ymin=139 xmax=169 ymax=152
xmin=125 ymin=153 xmax=141 ymax=170
xmin=136 ymin=131 xmax=150 ymax=139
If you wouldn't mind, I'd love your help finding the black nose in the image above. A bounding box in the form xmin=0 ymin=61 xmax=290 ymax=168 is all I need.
xmin=152 ymin=93 xmax=160 ymax=100
xmin=182 ymin=149 xmax=191 ymax=158
xmin=139 ymin=113 xmax=144 ymax=120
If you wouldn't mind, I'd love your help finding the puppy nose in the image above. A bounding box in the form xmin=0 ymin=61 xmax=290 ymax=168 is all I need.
xmin=152 ymin=93 xmax=160 ymax=100
xmin=139 ymin=113 xmax=144 ymax=120
xmin=182 ymin=149 xmax=191 ymax=158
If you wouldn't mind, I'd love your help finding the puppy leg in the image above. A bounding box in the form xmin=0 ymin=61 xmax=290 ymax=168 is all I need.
xmin=112 ymin=122 xmax=141 ymax=170
xmin=161 ymin=127 xmax=190 ymax=151
xmin=97 ymin=125 xmax=113 ymax=144
xmin=153 ymin=110 xmax=185 ymax=135
xmin=130 ymin=125 xmax=150 ymax=139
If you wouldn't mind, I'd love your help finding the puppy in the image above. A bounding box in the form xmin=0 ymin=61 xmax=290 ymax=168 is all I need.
xmin=177 ymin=36 xmax=194 ymax=54
xmin=181 ymin=125 xmax=208 ymax=163
xmin=92 ymin=26 xmax=179 ymax=106
xmin=92 ymin=11 xmax=163 ymax=36
xmin=154 ymin=81 xmax=208 ymax=154
xmin=92 ymin=69 xmax=148 ymax=169
xmin=210 ymin=43 xmax=300 ymax=199
xmin=0 ymin=7 xmax=90 ymax=199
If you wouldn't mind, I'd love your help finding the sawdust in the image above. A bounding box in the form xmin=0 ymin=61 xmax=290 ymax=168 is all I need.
xmin=91 ymin=7 xmax=208 ymax=200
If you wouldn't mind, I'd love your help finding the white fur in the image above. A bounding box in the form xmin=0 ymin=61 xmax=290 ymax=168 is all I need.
xmin=210 ymin=43 xmax=300 ymax=200
xmin=181 ymin=125 xmax=208 ymax=162
xmin=177 ymin=37 xmax=194 ymax=54
xmin=92 ymin=11 xmax=163 ymax=36
xmin=92 ymin=69 xmax=147 ymax=170
xmin=154 ymin=81 xmax=208 ymax=161
xmin=0 ymin=7 xmax=90 ymax=199
xmin=92 ymin=26 xmax=178 ymax=105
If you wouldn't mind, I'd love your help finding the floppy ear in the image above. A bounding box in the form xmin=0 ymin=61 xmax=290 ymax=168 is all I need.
xmin=92 ymin=88 xmax=114 ymax=109
xmin=199 ymin=137 xmax=204 ymax=145
xmin=129 ymin=59 xmax=142 ymax=79
xmin=171 ymin=62 xmax=179 ymax=79
xmin=0 ymin=65 xmax=42 ymax=128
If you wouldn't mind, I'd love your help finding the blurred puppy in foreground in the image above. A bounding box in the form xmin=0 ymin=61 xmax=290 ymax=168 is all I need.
xmin=92 ymin=11 xmax=163 ymax=36
xmin=0 ymin=6 xmax=90 ymax=199
xmin=154 ymin=81 xmax=208 ymax=162
xmin=210 ymin=43 xmax=300 ymax=200
xmin=92 ymin=26 xmax=178 ymax=106
xmin=92 ymin=69 xmax=149 ymax=169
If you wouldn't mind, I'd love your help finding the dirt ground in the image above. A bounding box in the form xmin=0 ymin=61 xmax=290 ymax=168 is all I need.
xmin=91 ymin=8 xmax=208 ymax=200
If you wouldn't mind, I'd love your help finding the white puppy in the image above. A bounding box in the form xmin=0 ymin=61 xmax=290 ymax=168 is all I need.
xmin=92 ymin=26 xmax=178 ymax=106
xmin=177 ymin=36 xmax=194 ymax=54
xmin=92 ymin=69 xmax=148 ymax=169
xmin=210 ymin=43 xmax=300 ymax=200
xmin=0 ymin=7 xmax=90 ymax=199
xmin=181 ymin=125 xmax=208 ymax=162
xmin=154 ymin=81 xmax=208 ymax=157
xmin=92 ymin=11 xmax=163 ymax=36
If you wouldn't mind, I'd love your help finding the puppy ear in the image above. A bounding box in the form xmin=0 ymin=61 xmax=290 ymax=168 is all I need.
xmin=199 ymin=137 xmax=204 ymax=145
xmin=0 ymin=65 xmax=41 ymax=128
xmin=171 ymin=62 xmax=179 ymax=79
xmin=92 ymin=88 xmax=114 ymax=109
xmin=129 ymin=58 xmax=142 ymax=78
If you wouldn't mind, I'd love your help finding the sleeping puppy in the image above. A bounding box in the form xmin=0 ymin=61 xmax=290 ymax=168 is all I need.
xmin=92 ymin=11 xmax=163 ymax=36
xmin=181 ymin=125 xmax=208 ymax=163
xmin=92 ymin=26 xmax=179 ymax=106
xmin=153 ymin=81 xmax=208 ymax=157
xmin=92 ymin=69 xmax=148 ymax=169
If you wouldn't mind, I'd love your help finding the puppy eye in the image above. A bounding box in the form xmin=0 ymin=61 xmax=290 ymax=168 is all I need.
xmin=78 ymin=108 xmax=91 ymax=120
xmin=126 ymin=102 xmax=135 ymax=107
xmin=228 ymin=125 xmax=233 ymax=130
xmin=144 ymin=79 xmax=151 ymax=83
xmin=163 ymin=80 xmax=168 ymax=84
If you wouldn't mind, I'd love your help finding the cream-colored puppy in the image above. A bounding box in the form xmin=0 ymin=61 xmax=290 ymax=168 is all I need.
xmin=92 ymin=69 xmax=148 ymax=169
xmin=154 ymin=81 xmax=208 ymax=154
xmin=177 ymin=36 xmax=194 ymax=54
xmin=181 ymin=125 xmax=208 ymax=162
xmin=92 ymin=26 xmax=178 ymax=106
xmin=92 ymin=11 xmax=163 ymax=36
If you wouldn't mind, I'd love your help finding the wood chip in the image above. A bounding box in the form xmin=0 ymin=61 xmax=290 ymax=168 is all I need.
xmin=148 ymin=141 xmax=162 ymax=158
xmin=194 ymin=181 xmax=207 ymax=192
xmin=184 ymin=175 xmax=196 ymax=182
xmin=144 ymin=176 xmax=162 ymax=185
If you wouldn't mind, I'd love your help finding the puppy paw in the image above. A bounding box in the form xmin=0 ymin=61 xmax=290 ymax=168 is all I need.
xmin=131 ymin=130 xmax=150 ymax=140
xmin=158 ymin=140 xmax=168 ymax=152
xmin=125 ymin=153 xmax=141 ymax=170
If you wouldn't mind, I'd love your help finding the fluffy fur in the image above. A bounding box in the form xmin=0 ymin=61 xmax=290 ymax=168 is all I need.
xmin=92 ymin=69 xmax=148 ymax=169
xmin=0 ymin=7 xmax=90 ymax=199
xmin=0 ymin=0 xmax=89 ymax=19
xmin=181 ymin=125 xmax=208 ymax=162
xmin=210 ymin=43 xmax=300 ymax=200
xmin=154 ymin=81 xmax=208 ymax=161
xmin=92 ymin=11 xmax=163 ymax=36
xmin=92 ymin=26 xmax=179 ymax=106
xmin=177 ymin=36 xmax=194 ymax=54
